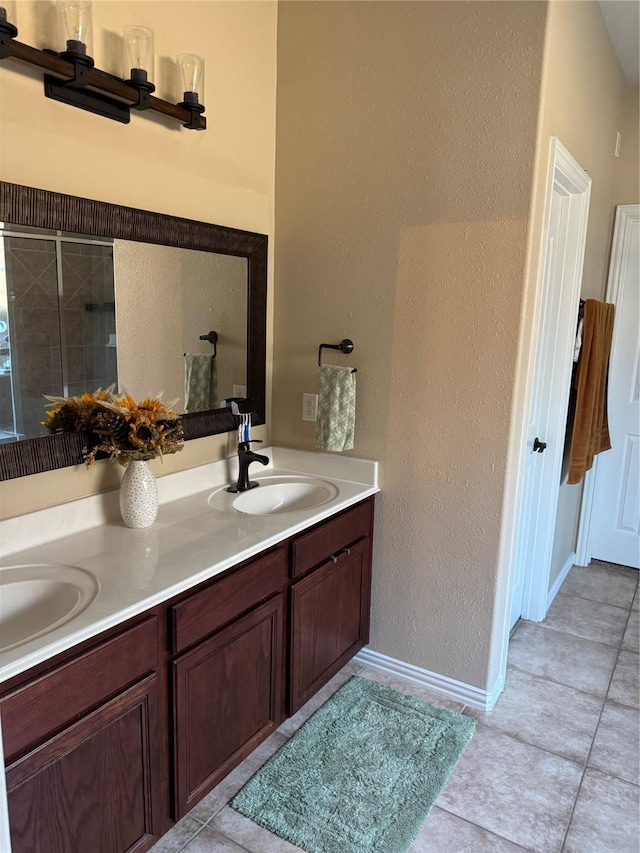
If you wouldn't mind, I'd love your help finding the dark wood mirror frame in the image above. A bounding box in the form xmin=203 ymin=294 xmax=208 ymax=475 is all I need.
xmin=0 ymin=182 xmax=267 ymax=480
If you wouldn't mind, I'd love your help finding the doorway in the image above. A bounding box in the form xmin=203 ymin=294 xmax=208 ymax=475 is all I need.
xmin=509 ymin=138 xmax=592 ymax=632
xmin=577 ymin=205 xmax=640 ymax=570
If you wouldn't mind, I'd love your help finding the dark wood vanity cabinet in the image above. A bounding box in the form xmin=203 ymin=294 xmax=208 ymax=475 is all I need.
xmin=288 ymin=500 xmax=373 ymax=714
xmin=0 ymin=496 xmax=374 ymax=852
xmin=170 ymin=547 xmax=287 ymax=819
xmin=1 ymin=619 xmax=162 ymax=853
xmin=173 ymin=595 xmax=284 ymax=817
xmin=289 ymin=538 xmax=371 ymax=714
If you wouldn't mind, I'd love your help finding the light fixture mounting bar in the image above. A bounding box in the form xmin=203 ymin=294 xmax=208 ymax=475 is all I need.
xmin=5 ymin=39 xmax=207 ymax=129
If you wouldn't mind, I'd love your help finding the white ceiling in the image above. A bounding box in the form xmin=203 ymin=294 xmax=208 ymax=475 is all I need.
xmin=599 ymin=0 xmax=640 ymax=85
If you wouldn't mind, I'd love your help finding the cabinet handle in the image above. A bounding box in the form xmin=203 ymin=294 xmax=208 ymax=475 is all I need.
xmin=342 ymin=548 xmax=351 ymax=556
xmin=330 ymin=555 xmax=338 ymax=563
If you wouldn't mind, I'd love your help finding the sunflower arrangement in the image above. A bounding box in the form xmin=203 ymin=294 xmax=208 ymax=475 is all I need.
xmin=43 ymin=386 xmax=184 ymax=467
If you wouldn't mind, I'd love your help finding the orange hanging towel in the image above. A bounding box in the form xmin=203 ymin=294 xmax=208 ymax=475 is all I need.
xmin=567 ymin=299 xmax=615 ymax=484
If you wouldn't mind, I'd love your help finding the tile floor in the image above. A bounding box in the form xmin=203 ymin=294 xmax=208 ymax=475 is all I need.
xmin=150 ymin=561 xmax=639 ymax=853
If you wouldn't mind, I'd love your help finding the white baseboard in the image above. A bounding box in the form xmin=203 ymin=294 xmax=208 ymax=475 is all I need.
xmin=547 ymin=551 xmax=575 ymax=610
xmin=354 ymin=647 xmax=504 ymax=712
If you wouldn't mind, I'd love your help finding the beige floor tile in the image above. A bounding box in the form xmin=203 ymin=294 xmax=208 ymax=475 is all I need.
xmin=608 ymin=650 xmax=639 ymax=708
xmin=466 ymin=667 xmax=602 ymax=763
xmin=410 ymin=807 xmax=526 ymax=852
xmin=340 ymin=658 xmax=366 ymax=677
xmin=563 ymin=769 xmax=640 ymax=853
xmin=147 ymin=817 xmax=204 ymax=853
xmin=508 ymin=622 xmax=618 ymax=697
xmin=541 ymin=593 xmax=628 ymax=647
xmin=277 ymin=661 xmax=361 ymax=736
xmin=622 ymin=611 xmax=639 ymax=652
xmin=561 ymin=564 xmax=638 ymax=609
xmin=588 ymin=700 xmax=640 ymax=785
xmin=182 ymin=825 xmax=250 ymax=852
xmin=357 ymin=667 xmax=464 ymax=711
xmin=210 ymin=805 xmax=307 ymax=852
xmin=190 ymin=732 xmax=289 ymax=823
xmin=436 ymin=725 xmax=582 ymax=852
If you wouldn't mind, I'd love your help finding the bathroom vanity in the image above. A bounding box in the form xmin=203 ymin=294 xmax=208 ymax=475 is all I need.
xmin=0 ymin=449 xmax=378 ymax=852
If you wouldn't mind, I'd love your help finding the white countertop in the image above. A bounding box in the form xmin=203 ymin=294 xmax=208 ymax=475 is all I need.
xmin=0 ymin=447 xmax=378 ymax=684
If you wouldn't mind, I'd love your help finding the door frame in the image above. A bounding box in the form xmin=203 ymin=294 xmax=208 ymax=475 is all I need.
xmin=575 ymin=204 xmax=640 ymax=565
xmin=519 ymin=139 xmax=591 ymax=621
xmin=494 ymin=138 xmax=591 ymax=699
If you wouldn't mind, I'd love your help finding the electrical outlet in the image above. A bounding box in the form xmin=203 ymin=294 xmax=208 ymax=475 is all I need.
xmin=232 ymin=384 xmax=246 ymax=398
xmin=302 ymin=393 xmax=318 ymax=422
xmin=614 ymin=131 xmax=621 ymax=158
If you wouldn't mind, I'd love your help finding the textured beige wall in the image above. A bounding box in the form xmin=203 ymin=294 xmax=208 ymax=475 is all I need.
xmin=273 ymin=1 xmax=547 ymax=689
xmin=614 ymin=85 xmax=640 ymax=205
xmin=0 ymin=0 xmax=277 ymax=518
xmin=530 ymin=1 xmax=629 ymax=592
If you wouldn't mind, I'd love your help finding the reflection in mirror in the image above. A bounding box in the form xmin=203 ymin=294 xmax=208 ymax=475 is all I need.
xmin=114 ymin=241 xmax=247 ymax=415
xmin=0 ymin=224 xmax=118 ymax=441
xmin=0 ymin=227 xmax=248 ymax=442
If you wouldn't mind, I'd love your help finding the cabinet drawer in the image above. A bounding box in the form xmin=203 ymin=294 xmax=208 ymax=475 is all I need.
xmin=291 ymin=498 xmax=373 ymax=579
xmin=170 ymin=546 xmax=287 ymax=654
xmin=1 ymin=617 xmax=158 ymax=763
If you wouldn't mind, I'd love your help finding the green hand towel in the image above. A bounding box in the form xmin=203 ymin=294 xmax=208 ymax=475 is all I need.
xmin=316 ymin=364 xmax=356 ymax=452
xmin=184 ymin=354 xmax=218 ymax=413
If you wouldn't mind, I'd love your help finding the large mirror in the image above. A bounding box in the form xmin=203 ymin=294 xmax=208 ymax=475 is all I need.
xmin=0 ymin=182 xmax=267 ymax=479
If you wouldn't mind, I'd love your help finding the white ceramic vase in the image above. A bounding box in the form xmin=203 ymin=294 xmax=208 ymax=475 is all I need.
xmin=119 ymin=460 xmax=159 ymax=529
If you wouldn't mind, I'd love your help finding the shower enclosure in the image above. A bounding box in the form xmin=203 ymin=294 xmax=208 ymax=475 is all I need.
xmin=0 ymin=226 xmax=118 ymax=441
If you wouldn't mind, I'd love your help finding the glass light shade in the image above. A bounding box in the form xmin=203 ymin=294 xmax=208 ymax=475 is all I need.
xmin=124 ymin=25 xmax=154 ymax=77
xmin=177 ymin=53 xmax=204 ymax=103
xmin=57 ymin=0 xmax=93 ymax=57
xmin=0 ymin=1 xmax=16 ymax=25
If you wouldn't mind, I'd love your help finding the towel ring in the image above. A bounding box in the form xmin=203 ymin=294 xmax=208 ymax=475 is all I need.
xmin=318 ymin=339 xmax=356 ymax=372
xmin=199 ymin=330 xmax=218 ymax=358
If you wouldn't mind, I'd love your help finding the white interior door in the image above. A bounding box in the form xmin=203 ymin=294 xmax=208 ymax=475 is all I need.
xmin=510 ymin=188 xmax=567 ymax=628
xmin=509 ymin=139 xmax=591 ymax=630
xmin=589 ymin=206 xmax=640 ymax=569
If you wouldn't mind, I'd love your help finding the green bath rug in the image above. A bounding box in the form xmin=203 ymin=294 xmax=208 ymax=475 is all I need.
xmin=231 ymin=675 xmax=475 ymax=853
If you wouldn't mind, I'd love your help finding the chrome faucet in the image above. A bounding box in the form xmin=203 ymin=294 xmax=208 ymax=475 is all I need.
xmin=227 ymin=440 xmax=269 ymax=493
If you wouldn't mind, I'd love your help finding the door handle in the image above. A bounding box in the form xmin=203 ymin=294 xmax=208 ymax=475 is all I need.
xmin=533 ymin=437 xmax=547 ymax=453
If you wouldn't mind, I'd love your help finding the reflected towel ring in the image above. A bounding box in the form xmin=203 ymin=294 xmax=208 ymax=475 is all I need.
xmin=199 ymin=330 xmax=218 ymax=358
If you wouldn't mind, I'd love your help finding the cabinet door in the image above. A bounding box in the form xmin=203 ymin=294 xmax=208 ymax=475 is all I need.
xmin=172 ymin=594 xmax=284 ymax=818
xmin=289 ymin=537 xmax=371 ymax=714
xmin=6 ymin=675 xmax=161 ymax=853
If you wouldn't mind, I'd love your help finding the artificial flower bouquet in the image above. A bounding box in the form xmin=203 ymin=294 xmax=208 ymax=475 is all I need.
xmin=43 ymin=386 xmax=184 ymax=467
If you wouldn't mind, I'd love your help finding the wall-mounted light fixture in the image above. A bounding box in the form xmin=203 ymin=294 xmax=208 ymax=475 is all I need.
xmin=177 ymin=53 xmax=205 ymax=130
xmin=0 ymin=0 xmax=206 ymax=130
xmin=124 ymin=25 xmax=155 ymax=110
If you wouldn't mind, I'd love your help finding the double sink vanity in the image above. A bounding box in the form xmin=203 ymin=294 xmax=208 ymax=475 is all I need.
xmin=0 ymin=447 xmax=378 ymax=853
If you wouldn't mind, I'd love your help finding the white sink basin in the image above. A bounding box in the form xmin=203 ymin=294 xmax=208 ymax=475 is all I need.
xmin=0 ymin=564 xmax=99 ymax=653
xmin=208 ymin=476 xmax=339 ymax=515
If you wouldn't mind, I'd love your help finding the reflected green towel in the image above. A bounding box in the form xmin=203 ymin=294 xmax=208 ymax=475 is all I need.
xmin=316 ymin=364 xmax=356 ymax=452
xmin=184 ymin=354 xmax=218 ymax=413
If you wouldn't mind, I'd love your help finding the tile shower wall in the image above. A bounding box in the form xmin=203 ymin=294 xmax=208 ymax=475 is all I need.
xmin=60 ymin=242 xmax=117 ymax=397
xmin=3 ymin=236 xmax=117 ymax=439
xmin=4 ymin=237 xmax=62 ymax=438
